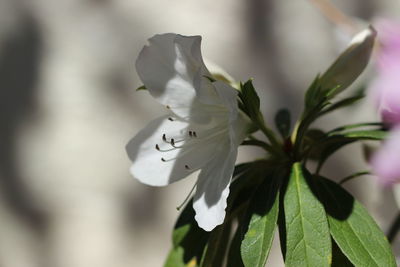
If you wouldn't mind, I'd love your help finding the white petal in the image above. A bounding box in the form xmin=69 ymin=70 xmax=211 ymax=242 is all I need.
xmin=135 ymin=34 xmax=210 ymax=118
xmin=193 ymin=142 xmax=238 ymax=231
xmin=213 ymin=81 xmax=239 ymax=115
xmin=126 ymin=116 xmax=224 ymax=186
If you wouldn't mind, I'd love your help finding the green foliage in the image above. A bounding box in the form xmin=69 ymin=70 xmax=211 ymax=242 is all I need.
xmin=275 ymin=109 xmax=291 ymax=138
xmin=238 ymin=79 xmax=261 ymax=123
xmin=316 ymin=177 xmax=396 ymax=267
xmin=331 ymin=239 xmax=354 ymax=267
xmin=164 ymin=201 xmax=209 ymax=267
xmin=318 ymin=94 xmax=364 ymax=117
xmin=283 ymin=163 xmax=331 ymax=267
xmin=200 ymin=223 xmax=232 ymax=267
xmin=226 ymin=225 xmax=245 ymax=267
xmin=241 ymin=170 xmax=280 ymax=267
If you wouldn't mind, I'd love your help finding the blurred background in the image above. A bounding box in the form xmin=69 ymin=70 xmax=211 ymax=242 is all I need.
xmin=0 ymin=0 xmax=399 ymax=266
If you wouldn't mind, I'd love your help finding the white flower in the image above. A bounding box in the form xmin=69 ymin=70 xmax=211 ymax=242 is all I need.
xmin=126 ymin=33 xmax=250 ymax=231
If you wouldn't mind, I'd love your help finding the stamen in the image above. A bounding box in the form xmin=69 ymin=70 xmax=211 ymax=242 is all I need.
xmin=166 ymin=105 xmax=170 ymax=109
xmin=176 ymin=181 xmax=197 ymax=211
xmin=170 ymin=138 xmax=175 ymax=147
xmin=188 ymin=131 xmax=193 ymax=137
xmin=156 ymin=145 xmax=178 ymax=152
xmin=193 ymin=131 xmax=197 ymax=138
xmin=168 ymin=117 xmax=174 ymax=121
xmin=161 ymin=157 xmax=166 ymax=162
xmin=162 ymin=134 xmax=167 ymax=142
xmin=185 ymin=164 xmax=190 ymax=170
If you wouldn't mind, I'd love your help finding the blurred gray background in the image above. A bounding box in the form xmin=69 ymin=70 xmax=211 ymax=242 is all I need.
xmin=0 ymin=0 xmax=399 ymax=266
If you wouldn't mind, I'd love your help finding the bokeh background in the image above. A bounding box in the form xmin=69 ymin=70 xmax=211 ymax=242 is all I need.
xmin=0 ymin=0 xmax=399 ymax=266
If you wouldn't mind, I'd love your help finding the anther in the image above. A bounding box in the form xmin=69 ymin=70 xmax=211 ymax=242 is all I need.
xmin=185 ymin=165 xmax=190 ymax=170
xmin=189 ymin=131 xmax=193 ymax=137
xmin=171 ymin=138 xmax=175 ymax=147
xmin=168 ymin=117 xmax=174 ymax=121
xmin=161 ymin=157 xmax=166 ymax=162
xmin=166 ymin=105 xmax=170 ymax=109
xmin=155 ymin=144 xmax=160 ymax=150
xmin=162 ymin=134 xmax=167 ymax=142
xmin=193 ymin=131 xmax=197 ymax=138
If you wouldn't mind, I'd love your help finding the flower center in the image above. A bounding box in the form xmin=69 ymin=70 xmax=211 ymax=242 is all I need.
xmin=154 ymin=117 xmax=230 ymax=171
xmin=155 ymin=129 xmax=199 ymax=169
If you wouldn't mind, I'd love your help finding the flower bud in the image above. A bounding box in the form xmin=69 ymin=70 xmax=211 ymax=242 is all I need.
xmin=320 ymin=26 xmax=377 ymax=96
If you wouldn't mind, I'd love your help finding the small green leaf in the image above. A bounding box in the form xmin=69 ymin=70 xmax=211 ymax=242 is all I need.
xmin=302 ymin=129 xmax=326 ymax=159
xmin=308 ymin=129 xmax=387 ymax=172
xmin=275 ymin=109 xmax=291 ymax=138
xmin=328 ymin=122 xmax=384 ymax=134
xmin=310 ymin=136 xmax=355 ymax=171
xmin=304 ymin=74 xmax=323 ymax=111
xmin=330 ymin=130 xmax=387 ymax=140
xmin=319 ymin=94 xmax=365 ymax=116
xmin=241 ymin=171 xmax=280 ymax=267
xmin=164 ymin=201 xmax=210 ymax=267
xmin=238 ymin=79 xmax=261 ymax=122
xmin=316 ymin=177 xmax=396 ymax=267
xmin=136 ymin=85 xmax=147 ymax=91
xmin=283 ymin=163 xmax=331 ymax=267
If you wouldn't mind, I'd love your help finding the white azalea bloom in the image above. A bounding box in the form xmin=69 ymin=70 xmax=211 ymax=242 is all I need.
xmin=126 ymin=33 xmax=250 ymax=231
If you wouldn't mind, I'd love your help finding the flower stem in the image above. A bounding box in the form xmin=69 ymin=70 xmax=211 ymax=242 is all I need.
xmin=388 ymin=211 xmax=400 ymax=243
xmin=241 ymin=139 xmax=274 ymax=153
xmin=257 ymin=121 xmax=284 ymax=156
xmin=339 ymin=171 xmax=370 ymax=185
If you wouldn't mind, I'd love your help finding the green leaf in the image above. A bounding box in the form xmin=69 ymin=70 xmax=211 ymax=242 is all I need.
xmin=310 ymin=136 xmax=355 ymax=171
xmin=304 ymin=75 xmax=323 ymax=111
xmin=319 ymin=94 xmax=364 ymax=116
xmin=317 ymin=177 xmax=396 ymax=267
xmin=331 ymin=239 xmax=354 ymax=267
xmin=238 ymin=79 xmax=261 ymax=122
xmin=283 ymin=163 xmax=331 ymax=267
xmin=164 ymin=201 xmax=210 ymax=267
xmin=302 ymin=129 xmax=326 ymax=159
xmin=307 ymin=129 xmax=386 ymax=172
xmin=200 ymin=223 xmax=232 ymax=267
xmin=136 ymin=85 xmax=147 ymax=91
xmin=275 ymin=109 xmax=291 ymax=138
xmin=330 ymin=130 xmax=387 ymax=140
xmin=227 ymin=226 xmax=245 ymax=267
xmin=241 ymin=171 xmax=280 ymax=267
xmin=328 ymin=122 xmax=384 ymax=134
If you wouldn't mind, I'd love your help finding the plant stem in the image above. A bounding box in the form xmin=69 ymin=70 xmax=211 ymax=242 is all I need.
xmin=241 ymin=139 xmax=275 ymax=153
xmin=339 ymin=171 xmax=370 ymax=185
xmin=387 ymin=211 xmax=400 ymax=243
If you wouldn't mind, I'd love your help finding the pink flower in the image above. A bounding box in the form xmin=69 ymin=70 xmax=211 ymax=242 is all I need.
xmin=371 ymin=127 xmax=400 ymax=185
xmin=370 ymin=20 xmax=400 ymax=126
